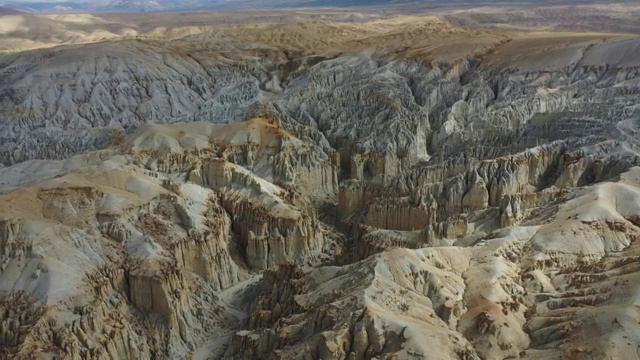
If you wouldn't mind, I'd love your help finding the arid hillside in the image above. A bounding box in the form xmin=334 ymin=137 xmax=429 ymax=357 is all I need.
xmin=2 ymin=2 xmax=640 ymax=359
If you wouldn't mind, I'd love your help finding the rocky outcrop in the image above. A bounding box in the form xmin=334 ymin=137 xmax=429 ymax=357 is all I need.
xmin=225 ymin=252 xmax=479 ymax=360
xmin=362 ymin=197 xmax=436 ymax=231
xmin=0 ymin=158 xmax=251 ymax=359
xmin=223 ymin=197 xmax=325 ymax=270
xmin=171 ymin=228 xmax=245 ymax=291
xmin=190 ymin=158 xmax=329 ymax=270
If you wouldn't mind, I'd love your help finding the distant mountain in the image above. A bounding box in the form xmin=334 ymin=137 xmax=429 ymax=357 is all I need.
xmin=0 ymin=0 xmax=601 ymax=13
xmin=93 ymin=0 xmax=166 ymax=12
xmin=2 ymin=1 xmax=87 ymax=13
xmin=0 ymin=5 xmax=26 ymax=14
xmin=2 ymin=0 xmax=232 ymax=13
xmin=0 ymin=0 xmax=408 ymax=13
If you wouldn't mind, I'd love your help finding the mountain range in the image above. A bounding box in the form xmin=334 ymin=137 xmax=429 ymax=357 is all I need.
xmin=1 ymin=0 xmax=600 ymax=13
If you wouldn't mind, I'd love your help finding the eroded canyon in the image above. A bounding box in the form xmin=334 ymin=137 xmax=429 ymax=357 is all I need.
xmin=2 ymin=2 xmax=640 ymax=359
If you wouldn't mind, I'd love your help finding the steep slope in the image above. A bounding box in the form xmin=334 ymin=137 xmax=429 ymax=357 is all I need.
xmin=0 ymin=117 xmax=343 ymax=359
xmin=233 ymin=166 xmax=640 ymax=359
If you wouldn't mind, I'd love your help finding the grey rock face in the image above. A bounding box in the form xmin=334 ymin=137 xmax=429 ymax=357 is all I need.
xmin=0 ymin=40 xmax=268 ymax=165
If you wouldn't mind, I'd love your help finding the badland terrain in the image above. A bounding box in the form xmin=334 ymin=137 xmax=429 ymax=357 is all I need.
xmin=1 ymin=1 xmax=640 ymax=359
